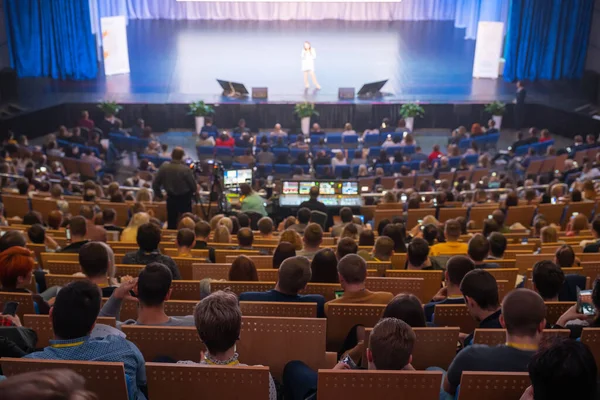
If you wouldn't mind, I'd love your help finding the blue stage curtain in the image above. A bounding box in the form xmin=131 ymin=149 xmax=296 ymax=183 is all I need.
xmin=504 ymin=0 xmax=594 ymax=81
xmin=5 ymin=0 xmax=98 ymax=80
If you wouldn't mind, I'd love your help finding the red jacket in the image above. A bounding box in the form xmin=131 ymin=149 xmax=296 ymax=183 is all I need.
xmin=215 ymin=137 xmax=235 ymax=148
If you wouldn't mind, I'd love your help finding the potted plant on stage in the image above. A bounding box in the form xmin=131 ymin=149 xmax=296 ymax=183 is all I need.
xmin=97 ymin=101 xmax=123 ymax=120
xmin=189 ymin=100 xmax=215 ymax=134
xmin=399 ymin=103 xmax=425 ymax=132
xmin=295 ymin=102 xmax=319 ymax=135
xmin=484 ymin=101 xmax=506 ymax=131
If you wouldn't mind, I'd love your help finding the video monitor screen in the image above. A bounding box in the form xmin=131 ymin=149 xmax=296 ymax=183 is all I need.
xmin=224 ymin=169 xmax=253 ymax=188
xmin=341 ymin=182 xmax=358 ymax=195
xmin=299 ymin=182 xmax=315 ymax=195
xmin=283 ymin=181 xmax=299 ymax=194
xmin=319 ymin=182 xmax=335 ymax=195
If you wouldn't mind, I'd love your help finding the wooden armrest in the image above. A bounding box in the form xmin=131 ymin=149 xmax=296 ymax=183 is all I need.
xmin=323 ymin=352 xmax=337 ymax=368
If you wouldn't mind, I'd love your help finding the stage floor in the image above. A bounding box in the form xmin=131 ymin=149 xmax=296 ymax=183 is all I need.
xmin=16 ymin=19 xmax=588 ymax=109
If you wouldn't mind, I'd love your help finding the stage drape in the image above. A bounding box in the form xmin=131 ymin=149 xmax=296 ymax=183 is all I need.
xmin=504 ymin=0 xmax=594 ymax=81
xmin=94 ymin=0 xmax=507 ymax=39
xmin=4 ymin=0 xmax=98 ymax=80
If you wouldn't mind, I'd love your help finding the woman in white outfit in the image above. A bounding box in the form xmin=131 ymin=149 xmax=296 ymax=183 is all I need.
xmin=302 ymin=41 xmax=320 ymax=90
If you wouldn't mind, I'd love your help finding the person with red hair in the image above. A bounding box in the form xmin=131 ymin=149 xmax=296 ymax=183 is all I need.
xmin=470 ymin=123 xmax=484 ymax=136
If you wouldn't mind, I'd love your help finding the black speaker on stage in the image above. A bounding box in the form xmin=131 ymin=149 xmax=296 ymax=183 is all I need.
xmin=0 ymin=68 xmax=18 ymax=102
xmin=582 ymin=70 xmax=599 ymax=104
xmin=338 ymin=87 xmax=355 ymax=100
xmin=252 ymin=87 xmax=268 ymax=99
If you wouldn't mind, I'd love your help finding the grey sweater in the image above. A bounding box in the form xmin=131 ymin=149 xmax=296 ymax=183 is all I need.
xmin=99 ymin=295 xmax=195 ymax=329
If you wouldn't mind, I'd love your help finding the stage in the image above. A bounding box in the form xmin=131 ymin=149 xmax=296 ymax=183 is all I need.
xmin=5 ymin=19 xmax=599 ymax=137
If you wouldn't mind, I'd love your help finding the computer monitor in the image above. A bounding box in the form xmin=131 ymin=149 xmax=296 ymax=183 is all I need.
xmin=299 ymin=182 xmax=315 ymax=195
xmin=224 ymin=169 xmax=253 ymax=189
xmin=342 ymin=182 xmax=358 ymax=195
xmin=283 ymin=181 xmax=299 ymax=194
xmin=319 ymin=182 xmax=335 ymax=195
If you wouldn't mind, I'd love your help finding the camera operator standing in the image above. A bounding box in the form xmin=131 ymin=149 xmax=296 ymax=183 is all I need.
xmin=152 ymin=147 xmax=197 ymax=229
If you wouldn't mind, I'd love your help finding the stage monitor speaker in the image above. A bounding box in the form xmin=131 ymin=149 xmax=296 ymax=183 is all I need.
xmin=252 ymin=87 xmax=268 ymax=99
xmin=0 ymin=68 xmax=17 ymax=102
xmin=582 ymin=70 xmax=599 ymax=103
xmin=338 ymin=87 xmax=355 ymax=100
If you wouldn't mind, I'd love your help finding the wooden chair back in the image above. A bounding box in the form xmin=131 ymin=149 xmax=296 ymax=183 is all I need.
xmin=433 ymin=304 xmax=477 ymax=333
xmin=505 ymin=205 xmax=536 ymax=227
xmin=240 ymin=301 xmax=317 ymax=318
xmin=226 ymin=255 xmax=273 ymax=269
xmin=170 ymin=281 xmax=202 ymax=301
xmin=257 ymin=269 xmax=278 ymax=281
xmin=301 ymin=283 xmax=342 ymax=301
xmin=45 ymin=274 xmax=86 ymax=288
xmin=2 ymin=194 xmax=30 ymax=217
xmin=457 ymin=371 xmax=530 ymax=400
xmin=146 ymin=363 xmax=271 ymax=400
xmin=438 ymin=208 xmax=467 ymax=223
xmin=485 ymin=268 xmax=519 ymax=288
xmin=122 ymin=325 xmax=203 ymax=362
xmin=191 ymin=263 xmax=230 ymax=280
xmin=473 ymin=328 xmax=570 ymax=347
xmin=385 ymin=270 xmax=443 ymax=303
xmin=496 ymin=280 xmax=510 ymax=301
xmin=545 ymin=302 xmax=576 ymax=325
xmin=317 ymin=370 xmax=443 ymax=400
xmin=30 ymin=197 xmax=58 ymax=223
xmin=536 ymin=203 xmax=565 ymax=226
xmin=23 ymin=314 xmax=116 ymax=348
xmin=171 ymin=257 xmax=201 ymax=280
xmin=45 ymin=260 xmax=81 ymax=275
xmin=0 ymin=358 xmax=128 ymax=400
xmin=211 ymin=281 xmax=274 ymax=295
xmin=390 ymin=253 xmax=407 ymax=269
xmin=365 ymin=261 xmax=392 ymax=276
xmin=0 ymin=291 xmax=36 ymax=320
xmin=407 ymin=209 xmax=436 ymax=229
xmin=162 ymin=248 xmax=208 ymax=259
xmin=581 ymin=328 xmax=600 ymax=375
xmin=326 ymin=303 xmax=385 ymax=352
xmin=468 ymin=207 xmax=498 ymax=230
xmin=40 ymin=252 xmax=78 ymax=267
xmin=494 ymin=259 xmax=516 ymax=268
xmin=215 ymin=249 xmax=261 ymax=263
xmin=365 ymin=277 xmax=424 ymax=299
xmin=114 ymin=264 xmax=145 ymax=277
xmin=374 ymin=210 xmax=403 ymax=229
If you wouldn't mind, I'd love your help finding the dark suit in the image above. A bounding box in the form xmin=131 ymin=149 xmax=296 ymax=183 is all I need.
xmin=584 ymin=240 xmax=600 ymax=253
xmin=515 ymin=88 xmax=527 ymax=129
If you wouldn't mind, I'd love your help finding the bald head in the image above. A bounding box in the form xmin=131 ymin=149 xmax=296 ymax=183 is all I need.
xmin=501 ymin=289 xmax=546 ymax=337
xmin=277 ymin=256 xmax=312 ymax=294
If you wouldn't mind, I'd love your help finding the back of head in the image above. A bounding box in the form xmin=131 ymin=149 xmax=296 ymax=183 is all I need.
xmin=592 ymin=216 xmax=600 ymax=237
xmin=79 ymin=205 xmax=94 ymax=220
xmin=229 ymin=255 xmax=258 ymax=281
xmin=237 ymin=227 xmax=254 ymax=247
xmin=278 ymin=256 xmax=311 ymax=293
xmin=339 ymin=207 xmax=353 ymax=223
xmin=137 ymin=263 xmax=173 ymax=306
xmin=273 ymin=242 xmax=296 ymax=269
xmin=383 ymin=293 xmax=426 ymax=327
xmin=501 ymin=288 xmax=545 ymax=336
xmin=359 ymin=230 xmax=375 ymax=247
xmin=555 ymin=244 xmax=575 ymax=268
xmin=488 ymin=232 xmax=507 ymax=258
xmin=309 ymin=186 xmax=319 ymax=199
xmin=0 ymin=231 xmax=26 ymax=252
xmin=171 ymin=147 xmax=185 ymax=161
xmin=177 ymin=216 xmax=195 ymax=231
xmin=532 ymin=260 xmax=565 ymax=300
xmin=492 ymin=209 xmax=506 ymax=226
xmin=382 ymin=223 xmax=406 ymax=252
xmin=102 ymin=208 xmax=116 ymax=224
xmin=310 ymin=248 xmax=339 ymax=283
xmin=194 ymin=220 xmax=211 ymax=239
xmin=337 ymin=237 xmax=358 ymax=259
xmin=258 ymin=217 xmax=274 ymax=235
xmin=337 ymin=253 xmax=367 ymax=284
xmin=460 ymin=269 xmax=499 ymax=310
xmin=27 ymin=223 xmax=46 ymax=244
xmin=52 ymin=280 xmax=101 ymax=339
xmin=237 ymin=213 xmax=250 ymax=228
xmin=446 ymin=255 xmax=475 ymax=286
xmin=0 ymin=369 xmax=95 ymax=400
xmin=444 ymin=219 xmax=461 ymax=240
xmin=303 ymin=223 xmax=323 ymax=247
xmin=79 ymin=242 xmax=109 ymax=279
xmin=368 ymin=318 xmax=416 ymax=370
xmin=137 ymin=222 xmax=161 ymax=252
xmin=177 ymin=228 xmax=196 ymax=248
xmin=48 ymin=210 xmax=63 ymax=230
xmin=407 ymin=238 xmax=429 ymax=267
xmin=374 ymin=236 xmax=394 ymax=261
xmin=467 ymin=233 xmax=490 ymax=262
xmin=422 ymin=224 xmax=438 ymax=245
xmin=69 ymin=216 xmax=88 ymax=238
xmin=528 ymin=339 xmax=597 ymax=400
xmin=540 ymin=225 xmax=558 ymax=243
xmin=0 ymin=246 xmax=34 ymax=288
xmin=194 ymin=290 xmax=241 ymax=354
xmin=297 ymin=207 xmax=311 ymax=224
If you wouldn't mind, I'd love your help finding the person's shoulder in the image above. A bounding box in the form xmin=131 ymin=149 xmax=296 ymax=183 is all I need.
xmin=239 ymin=291 xmax=272 ymax=301
xmin=298 ymin=293 xmax=326 ymax=303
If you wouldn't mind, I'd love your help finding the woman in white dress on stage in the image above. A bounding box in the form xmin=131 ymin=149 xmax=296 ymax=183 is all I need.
xmin=302 ymin=41 xmax=321 ymax=90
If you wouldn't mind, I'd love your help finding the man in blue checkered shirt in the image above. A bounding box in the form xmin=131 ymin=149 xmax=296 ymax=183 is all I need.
xmin=24 ymin=279 xmax=146 ymax=400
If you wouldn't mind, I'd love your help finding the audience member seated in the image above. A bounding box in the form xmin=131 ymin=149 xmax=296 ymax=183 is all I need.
xmin=324 ymin=254 xmax=393 ymax=313
xmin=238 ymin=183 xmax=267 ymax=216
xmin=331 ymin=207 xmax=362 ymax=237
xmin=406 ymin=238 xmax=442 ymax=270
xmin=283 ymin=318 xmax=416 ymax=400
xmin=240 ymin=256 xmax=326 ymax=317
xmin=531 ymin=260 xmax=564 ymax=302
xmin=487 ymin=232 xmax=507 ymax=259
xmin=27 ymin=224 xmax=60 ymax=252
xmin=443 ymin=289 xmax=546 ymax=397
xmin=122 ymin=223 xmax=181 ymax=279
xmin=358 ymin=229 xmax=375 ymax=247
xmin=228 ymin=255 xmax=259 ymax=281
xmin=554 ymin=245 xmax=577 ymax=269
xmin=425 ymin=256 xmax=475 ymax=322
xmin=461 ymin=269 xmax=502 ymax=347
xmin=25 ymin=280 xmax=146 ymax=400
xmin=382 ymin=223 xmax=407 ymax=253
xmin=273 ymin=242 xmax=296 ymax=269
xmin=429 ymin=219 xmax=468 ymax=256
xmin=79 ymin=205 xmax=107 ymax=242
xmin=297 ymin=223 xmax=323 ymax=259
xmin=215 ymin=131 xmax=234 ymax=148
xmin=298 ymin=186 xmax=329 ymax=217
xmin=279 ymin=229 xmax=303 ymax=251
xmin=175 ymin=228 xmax=195 ymax=257
xmin=59 ymin=216 xmax=90 ymax=253
xmin=178 ymin=290 xmax=277 ymax=399
xmin=256 ymin=144 xmax=276 ymax=164
xmin=310 ymin=248 xmax=339 ymax=284
xmin=336 ymin=237 xmax=358 ymax=260
xmin=257 ymin=217 xmax=275 ymax=239
xmin=76 ymin=242 xmax=118 ymax=297
xmin=584 ymin=216 xmax=600 ymax=252
xmin=468 ymin=234 xmax=500 ymax=269
xmin=196 ymin=131 xmax=215 ymax=147
xmin=102 ymin=208 xmax=123 ymax=234
xmin=289 ymin=207 xmax=311 ymax=234
xmin=422 ymin=224 xmax=439 ymax=246
xmin=358 ymin=236 xmax=394 ymax=262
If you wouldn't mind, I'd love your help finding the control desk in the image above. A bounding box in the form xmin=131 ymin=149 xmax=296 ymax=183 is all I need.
xmin=279 ymin=181 xmax=362 ymax=208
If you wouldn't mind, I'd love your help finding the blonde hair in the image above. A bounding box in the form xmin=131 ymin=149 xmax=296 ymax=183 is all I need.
xmin=213 ymin=226 xmax=231 ymax=243
xmin=136 ymin=188 xmax=152 ymax=203
xmin=344 ymin=123 xmax=352 ymax=131
xmin=218 ymin=217 xmax=233 ymax=233
xmin=128 ymin=212 xmax=150 ymax=228
xmin=571 ymin=214 xmax=589 ymax=233
xmin=209 ymin=214 xmax=224 ymax=231
xmin=540 ymin=226 xmax=558 ymax=244
xmin=177 ymin=216 xmax=196 ymax=230
xmin=279 ymin=229 xmax=303 ymax=250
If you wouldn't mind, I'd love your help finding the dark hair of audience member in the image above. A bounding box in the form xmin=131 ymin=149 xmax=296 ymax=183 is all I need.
xmin=52 ymin=280 xmax=101 ymax=340
xmin=23 ymin=211 xmax=43 ymax=225
xmin=358 ymin=230 xmax=375 ymax=247
xmin=193 ymin=291 xmax=241 ymax=354
xmin=297 ymin=207 xmax=311 ymax=224
xmin=488 ymin=232 xmax=507 ymax=258
xmin=446 ymin=256 xmax=475 ymax=285
xmin=337 ymin=237 xmax=358 ymax=259
xmin=455 ymin=216 xmax=468 ymax=235
xmin=136 ymin=222 xmax=161 ymax=252
xmin=79 ymin=242 xmax=109 ymax=279
xmin=0 ymin=369 xmax=97 ymax=400
xmin=278 ymin=256 xmax=312 ymax=294
xmin=237 ymin=213 xmax=250 ymax=228
xmin=532 ymin=260 xmax=565 ymax=300
xmin=407 ymin=238 xmax=429 ymax=267
xmin=555 ymin=244 xmax=576 ymax=268
xmin=460 ymin=269 xmax=499 ymax=310
xmin=69 ymin=216 xmax=87 ymax=238
xmin=482 ymin=219 xmax=499 ymax=237
xmin=310 ymin=248 xmax=339 ymax=283
xmin=377 ymin=219 xmax=391 ymax=236
xmin=0 ymin=230 xmax=27 ymax=252
xmin=382 ymin=293 xmax=426 ymax=327
xmin=382 ymin=223 xmax=407 ymax=253
xmin=27 ymin=223 xmax=46 ymax=244
xmin=273 ymin=242 xmax=296 ymax=269
xmin=237 ymin=227 xmax=254 ymax=247
xmin=137 ymin=263 xmax=173 ymax=306
xmin=228 ymin=255 xmax=258 ymax=281
xmin=230 ymin=215 xmax=240 ymax=235
xmin=368 ymin=318 xmax=416 ymax=370
xmin=177 ymin=228 xmax=196 ymax=248
xmin=422 ymin=224 xmax=438 ymax=246
xmin=467 ymin=234 xmax=490 ymax=262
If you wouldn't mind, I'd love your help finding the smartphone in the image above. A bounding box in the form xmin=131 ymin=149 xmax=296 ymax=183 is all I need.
xmin=418 ymin=219 xmax=423 ymax=225
xmin=356 ymin=215 xmax=365 ymax=223
xmin=572 ymin=212 xmax=579 ymax=217
xmin=521 ymin=237 xmax=528 ymax=244
xmin=551 ymin=197 xmax=557 ymax=205
xmin=488 ymin=215 xmax=493 ymax=219
xmin=2 ymin=301 xmax=19 ymax=316
xmin=400 ymin=195 xmax=407 ymax=202
xmin=577 ymin=288 xmax=596 ymax=316
xmin=66 ymin=228 xmax=71 ymax=241
xmin=341 ymin=355 xmax=357 ymax=369
xmin=421 ymin=196 xmax=425 ymax=202
xmin=334 ymin=290 xmax=344 ymax=299
xmin=435 ymin=180 xmax=441 ymax=184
